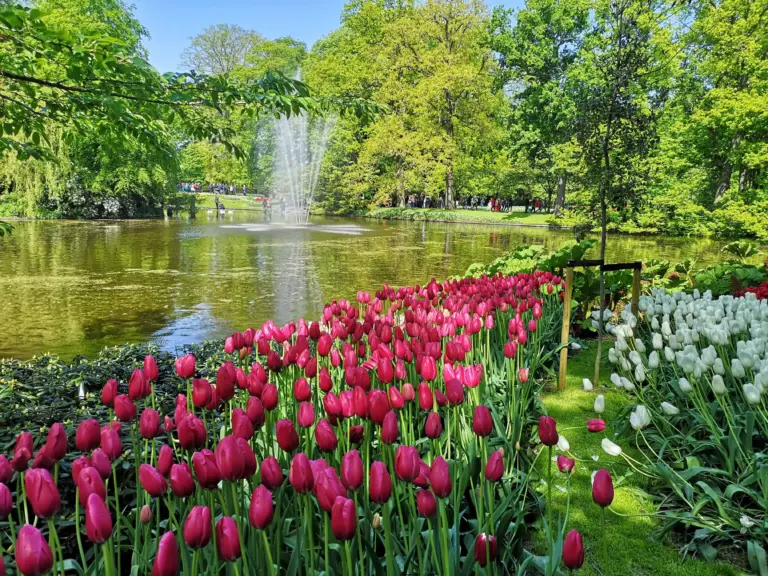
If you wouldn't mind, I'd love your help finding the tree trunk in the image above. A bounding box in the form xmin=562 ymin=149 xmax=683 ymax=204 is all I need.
xmin=714 ymin=133 xmax=741 ymax=204
xmin=554 ymin=173 xmax=567 ymax=216
xmin=444 ymin=167 xmax=453 ymax=209
xmin=397 ymin=159 xmax=405 ymax=207
xmin=738 ymin=167 xmax=753 ymax=193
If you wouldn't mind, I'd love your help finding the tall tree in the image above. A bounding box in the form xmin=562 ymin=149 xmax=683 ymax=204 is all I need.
xmin=180 ymin=24 xmax=264 ymax=75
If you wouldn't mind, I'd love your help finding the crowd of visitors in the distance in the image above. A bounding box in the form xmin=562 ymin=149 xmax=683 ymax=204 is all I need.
xmin=405 ymin=193 xmax=549 ymax=213
xmin=178 ymin=182 xmax=250 ymax=196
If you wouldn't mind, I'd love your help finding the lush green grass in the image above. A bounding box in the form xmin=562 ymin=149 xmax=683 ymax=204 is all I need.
xmin=535 ymin=348 xmax=744 ymax=576
xmin=194 ymin=193 xmax=264 ymax=211
xmin=366 ymin=207 xmax=560 ymax=227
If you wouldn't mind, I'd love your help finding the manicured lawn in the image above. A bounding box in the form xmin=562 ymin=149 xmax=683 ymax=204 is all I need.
xmin=535 ymin=348 xmax=743 ymax=576
xmin=366 ymin=207 xmax=561 ymax=227
xmin=194 ymin=193 xmax=264 ymax=211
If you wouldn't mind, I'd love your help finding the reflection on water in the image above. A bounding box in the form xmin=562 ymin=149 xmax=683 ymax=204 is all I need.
xmin=0 ymin=212 xmax=736 ymax=359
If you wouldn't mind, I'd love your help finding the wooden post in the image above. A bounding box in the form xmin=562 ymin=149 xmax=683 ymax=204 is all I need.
xmin=558 ymin=267 xmax=574 ymax=390
xmin=631 ymin=268 xmax=641 ymax=316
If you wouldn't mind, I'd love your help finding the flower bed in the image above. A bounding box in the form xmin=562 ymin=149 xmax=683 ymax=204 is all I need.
xmin=0 ymin=272 xmax=572 ymax=575
xmin=606 ymin=289 xmax=768 ymax=569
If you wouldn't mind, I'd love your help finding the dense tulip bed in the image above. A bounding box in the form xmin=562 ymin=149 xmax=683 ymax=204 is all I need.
xmin=0 ymin=272 xmax=576 ymax=575
xmin=606 ymin=289 xmax=768 ymax=567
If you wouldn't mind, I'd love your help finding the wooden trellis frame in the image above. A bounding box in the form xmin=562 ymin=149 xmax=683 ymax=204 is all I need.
xmin=558 ymin=259 xmax=642 ymax=390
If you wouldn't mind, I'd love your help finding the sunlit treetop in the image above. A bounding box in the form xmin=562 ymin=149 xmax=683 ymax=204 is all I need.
xmin=0 ymin=5 xmax=380 ymax=161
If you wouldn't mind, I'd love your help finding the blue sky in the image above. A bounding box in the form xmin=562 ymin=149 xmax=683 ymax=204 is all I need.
xmin=133 ymin=0 xmax=522 ymax=73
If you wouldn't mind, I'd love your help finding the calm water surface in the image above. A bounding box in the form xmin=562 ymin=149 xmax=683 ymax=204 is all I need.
xmin=0 ymin=213 xmax=735 ymax=359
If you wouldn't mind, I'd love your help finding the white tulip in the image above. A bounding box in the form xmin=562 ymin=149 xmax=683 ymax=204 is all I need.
xmin=740 ymin=515 xmax=756 ymax=529
xmin=661 ymin=402 xmax=680 ymax=416
xmin=629 ymin=350 xmax=642 ymax=366
xmin=583 ymin=378 xmax=593 ymax=392
xmin=634 ymin=363 xmax=646 ymax=383
xmin=608 ymin=348 xmax=618 ymax=364
xmin=664 ymin=346 xmax=675 ymax=362
xmin=713 ymin=358 xmax=725 ymax=375
xmin=620 ymin=357 xmax=632 ymax=372
xmin=630 ymin=405 xmax=651 ymax=430
xmin=557 ymin=435 xmax=570 ymax=452
xmin=731 ymin=359 xmax=746 ymax=379
xmin=592 ymin=395 xmax=604 ymax=415
xmin=652 ymin=333 xmax=663 ymax=350
xmin=635 ymin=339 xmax=646 ymax=354
xmin=610 ymin=373 xmax=622 ymax=388
xmin=743 ymin=383 xmax=761 ymax=405
xmin=648 ymin=351 xmax=659 ymax=369
xmin=711 ymin=375 xmax=726 ymax=395
xmin=678 ymin=377 xmax=692 ymax=393
xmin=621 ymin=377 xmax=636 ymax=391
xmin=601 ymin=438 xmax=622 ymax=457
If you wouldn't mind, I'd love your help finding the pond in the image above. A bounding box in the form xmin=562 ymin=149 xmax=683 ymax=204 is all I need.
xmin=0 ymin=212 xmax=737 ymax=359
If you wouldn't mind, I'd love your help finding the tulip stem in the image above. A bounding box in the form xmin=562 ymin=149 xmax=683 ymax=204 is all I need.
xmin=324 ymin=516 xmax=330 ymax=576
xmin=382 ymin=502 xmax=395 ymax=576
xmin=345 ymin=541 xmax=354 ymax=576
xmin=428 ymin=517 xmax=440 ymax=575
xmin=547 ymin=445 xmax=553 ymax=536
xmin=73 ymin=489 xmax=89 ymax=573
xmin=230 ymin=483 xmax=248 ymax=575
xmin=439 ymin=499 xmax=451 ymax=576
xmin=261 ymin=529 xmax=276 ymax=576
xmin=304 ymin=494 xmax=315 ymax=576
xmin=102 ymin=542 xmax=114 ymax=576
xmin=18 ymin=474 xmax=29 ymax=525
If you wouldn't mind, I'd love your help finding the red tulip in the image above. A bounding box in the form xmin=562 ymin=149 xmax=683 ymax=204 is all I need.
xmin=216 ymin=363 xmax=236 ymax=402
xmin=538 ymin=416 xmax=558 ymax=446
xmin=445 ymin=378 xmax=464 ymax=405
xmin=401 ymin=383 xmax=415 ymax=402
xmin=289 ymin=453 xmax=314 ymax=493
xmin=563 ymin=530 xmax=584 ymax=569
xmin=418 ymin=383 xmax=433 ymax=411
xmin=0 ymin=483 xmax=12 ymax=520
xmin=587 ymin=419 xmax=606 ymax=433
xmin=592 ymin=469 xmax=614 ymax=508
xmin=102 ymin=379 xmax=118 ymax=407
xmin=157 ymin=445 xmax=174 ymax=477
xmin=100 ymin=428 xmax=122 ymax=461
xmin=297 ymin=402 xmax=315 ymax=428
xmin=76 ymin=419 xmax=101 ymax=452
xmin=420 ymin=356 xmax=437 ymax=381
xmin=518 ymin=367 xmax=530 ymax=383
xmin=314 ymin=419 xmax=338 ymax=452
xmin=232 ymin=408 xmax=255 ymax=440
xmin=144 ymin=355 xmax=159 ymax=382
xmin=15 ymin=525 xmax=54 ymax=576
xmin=43 ymin=423 xmax=67 ymax=462
xmin=262 ymin=384 xmax=278 ymax=411
xmin=416 ymin=489 xmax=437 ymax=517
xmin=353 ymin=387 xmax=368 ymax=418
xmin=474 ymin=533 xmax=497 ymax=567
xmin=139 ymin=464 xmax=167 ymax=497
xmin=315 ymin=467 xmax=347 ymax=513
xmin=246 ymin=397 xmax=266 ymax=430
xmin=183 ymin=506 xmax=212 ymax=549
xmin=331 ymin=497 xmax=356 ymax=540
xmin=9 ymin=449 xmax=30 ymax=471
xmin=192 ymin=379 xmax=212 ymax=408
xmin=368 ymin=389 xmax=390 ymax=425
xmin=381 ymin=411 xmax=398 ymax=444
xmin=24 ymin=468 xmax=60 ymax=519
xmin=485 ymin=450 xmax=504 ymax=482
xmin=0 ymin=455 xmax=12 ymax=484
xmin=76 ymin=467 xmax=106 ymax=507
xmin=369 ymin=461 xmax=392 ymax=503
xmin=341 ymin=450 xmax=363 ymax=490
xmin=114 ymin=395 xmax=137 ymax=422
xmin=178 ymin=414 xmax=206 ymax=450
xmin=429 ymin=457 xmax=451 ymax=498
xmin=85 ymin=493 xmax=112 ymax=543
xmin=215 ymin=436 xmax=245 ymax=481
xmin=472 ymin=405 xmax=493 ymax=437
xmin=175 ymin=354 xmax=196 ymax=379
xmin=164 ymin=416 xmax=175 ymax=433
xmin=294 ymin=378 xmax=311 ymax=402
xmin=152 ymin=531 xmax=179 ymax=576
xmin=557 ymin=455 xmax=575 ymax=474
xmin=349 ymin=424 xmax=365 ymax=444
xmin=71 ymin=456 xmax=91 ymax=486
xmin=395 ymin=446 xmax=420 ymax=482
xmin=249 ymin=485 xmax=274 ymax=529
xmin=140 ymin=505 xmax=152 ymax=524
xmin=237 ymin=438 xmax=257 ymax=478
xmin=129 ymin=368 xmax=149 ymax=401
xmin=503 ymin=341 xmax=517 ymax=358
xmin=425 ymin=412 xmax=442 ymax=439
xmin=276 ymin=419 xmax=300 ymax=453
xmin=192 ymin=450 xmax=221 ymax=490
xmin=216 ymin=517 xmax=241 ymax=561
xmin=31 ymin=447 xmax=54 ymax=471
xmin=140 ymin=408 xmax=161 ymax=439
xmin=377 ymin=358 xmax=394 ymax=384
xmin=413 ymin=460 xmax=430 ymax=488
xmin=319 ymin=366 xmax=333 ymax=393
xmin=260 ymin=456 xmax=284 ymax=489
xmin=388 ymin=386 xmax=404 ymax=410
xmin=317 ymin=333 xmax=333 ymax=357
xmin=91 ymin=449 xmax=111 ymax=479
xmin=170 ymin=463 xmax=195 ymax=498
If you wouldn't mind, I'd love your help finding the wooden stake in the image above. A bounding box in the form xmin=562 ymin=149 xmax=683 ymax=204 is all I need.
xmin=558 ymin=267 xmax=574 ymax=390
xmin=631 ymin=268 xmax=641 ymax=316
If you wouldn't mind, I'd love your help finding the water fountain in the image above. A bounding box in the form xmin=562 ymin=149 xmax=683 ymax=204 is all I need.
xmin=273 ymin=106 xmax=336 ymax=225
